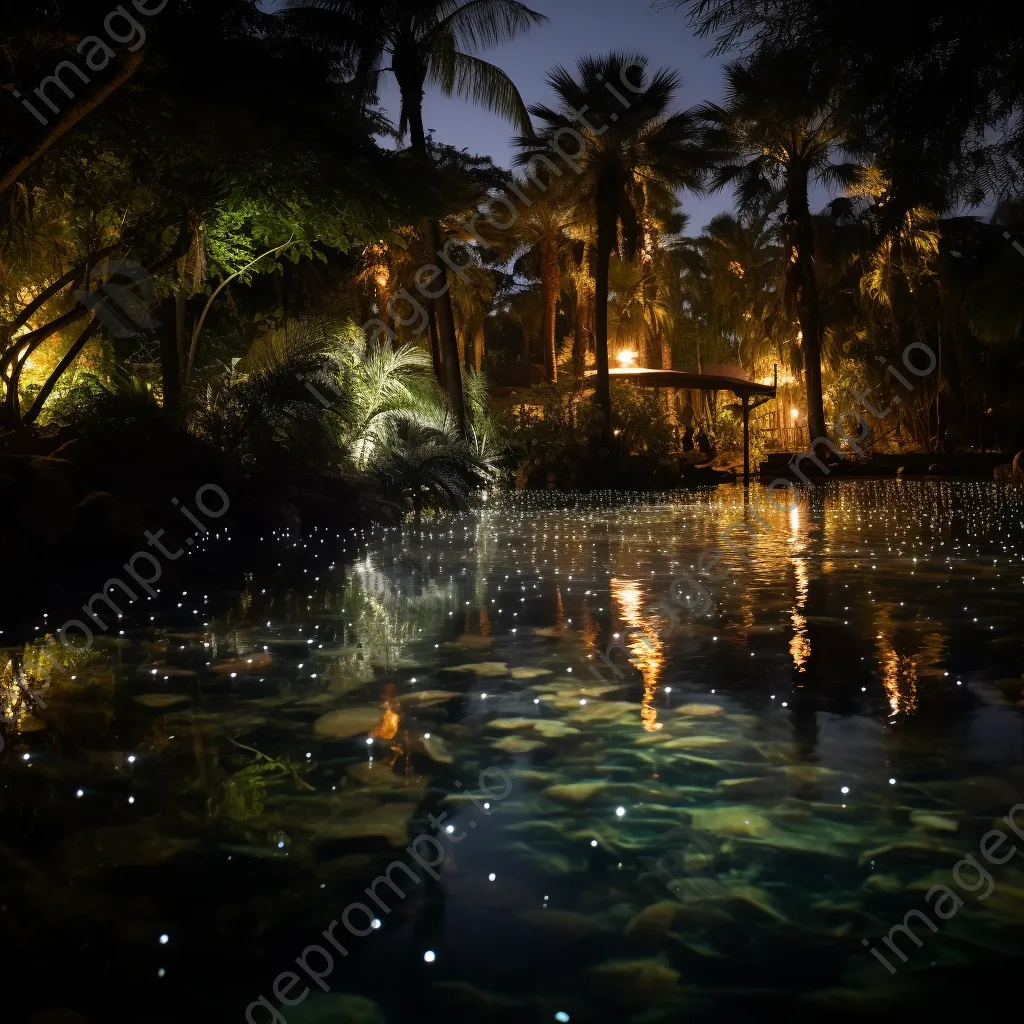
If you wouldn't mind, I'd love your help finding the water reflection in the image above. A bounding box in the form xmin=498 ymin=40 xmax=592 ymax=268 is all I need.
xmin=2 ymin=483 xmax=1024 ymax=1023
xmin=609 ymin=576 xmax=664 ymax=731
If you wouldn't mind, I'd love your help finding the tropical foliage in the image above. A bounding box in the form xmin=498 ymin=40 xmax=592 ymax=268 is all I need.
xmin=3 ymin=0 xmax=1024 ymax=525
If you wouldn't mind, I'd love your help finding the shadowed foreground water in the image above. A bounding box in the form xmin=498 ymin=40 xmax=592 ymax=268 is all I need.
xmin=4 ymin=480 xmax=1024 ymax=1023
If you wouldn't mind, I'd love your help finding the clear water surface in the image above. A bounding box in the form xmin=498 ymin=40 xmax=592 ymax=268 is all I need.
xmin=4 ymin=480 xmax=1024 ymax=1024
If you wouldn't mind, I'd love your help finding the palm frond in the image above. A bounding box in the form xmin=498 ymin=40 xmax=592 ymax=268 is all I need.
xmin=428 ymin=50 xmax=532 ymax=132
xmin=430 ymin=0 xmax=546 ymax=53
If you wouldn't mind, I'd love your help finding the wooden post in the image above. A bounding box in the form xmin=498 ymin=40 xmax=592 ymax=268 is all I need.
xmin=742 ymin=395 xmax=751 ymax=488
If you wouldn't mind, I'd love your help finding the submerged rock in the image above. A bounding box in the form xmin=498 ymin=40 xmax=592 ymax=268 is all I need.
xmin=346 ymin=762 xmax=425 ymax=793
xmin=313 ymin=707 xmax=384 ymax=739
xmin=398 ymin=689 xmax=461 ymax=707
xmin=661 ymin=735 xmax=732 ymax=750
xmin=716 ymin=776 xmax=780 ymax=799
xmin=511 ymin=769 xmax=555 ymax=788
xmin=509 ymin=666 xmax=553 ymax=679
xmin=313 ymin=802 xmax=416 ymax=847
xmin=493 ymin=735 xmax=545 ymax=754
xmin=676 ymin=703 xmax=725 ymax=717
xmin=410 ymin=733 xmax=454 ymax=764
xmin=863 ymin=873 xmax=903 ymax=894
xmin=910 ymin=810 xmax=959 ymax=832
xmin=690 ymin=806 xmax=771 ymax=838
xmin=444 ymin=662 xmax=511 ymax=677
xmin=588 ymin=958 xmax=680 ymax=1007
xmin=543 ymin=781 xmax=608 ymax=804
xmin=133 ymin=693 xmax=191 ymax=709
xmin=568 ymin=701 xmax=640 ymax=724
xmin=532 ymin=720 xmax=581 ymax=739
xmin=487 ymin=717 xmax=539 ymax=731
xmin=624 ymin=901 xmax=684 ymax=939
xmin=443 ymin=634 xmax=493 ymax=650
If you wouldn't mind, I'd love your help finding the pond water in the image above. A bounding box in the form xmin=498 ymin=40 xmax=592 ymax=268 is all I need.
xmin=4 ymin=480 xmax=1024 ymax=1024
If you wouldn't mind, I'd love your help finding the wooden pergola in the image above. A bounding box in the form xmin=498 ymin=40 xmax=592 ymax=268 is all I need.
xmin=585 ymin=366 xmax=778 ymax=486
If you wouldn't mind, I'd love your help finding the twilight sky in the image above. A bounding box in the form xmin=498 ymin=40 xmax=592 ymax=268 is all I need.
xmin=264 ymin=0 xmax=840 ymax=230
xmin=377 ymin=0 xmax=738 ymax=230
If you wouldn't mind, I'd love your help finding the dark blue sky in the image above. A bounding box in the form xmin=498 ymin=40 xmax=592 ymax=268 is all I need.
xmin=265 ymin=0 xmax=841 ymax=230
xmin=379 ymin=0 xmax=738 ymax=229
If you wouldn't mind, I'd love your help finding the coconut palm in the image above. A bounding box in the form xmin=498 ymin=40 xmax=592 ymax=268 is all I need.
xmin=516 ymin=53 xmax=705 ymax=441
xmin=283 ymin=0 xmax=544 ymax=432
xmin=480 ymin=176 xmax=577 ymax=381
xmin=696 ymin=50 xmax=861 ymax=447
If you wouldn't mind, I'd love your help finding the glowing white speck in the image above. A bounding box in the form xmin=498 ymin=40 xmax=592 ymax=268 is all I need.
xmin=841 ymin=786 xmax=850 ymax=795
xmin=423 ymin=950 xmax=436 ymax=963
xmin=488 ymin=873 xmax=496 ymax=881
xmin=159 ymin=934 xmax=169 ymax=945
xmin=615 ymin=806 xmax=625 ymax=818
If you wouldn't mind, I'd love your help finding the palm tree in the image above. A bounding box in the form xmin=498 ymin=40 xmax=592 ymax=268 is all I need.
xmin=284 ymin=0 xmax=545 ymax=432
xmin=480 ymin=175 xmax=576 ymax=381
xmin=696 ymin=50 xmax=860 ymax=447
xmin=517 ymin=53 xmax=705 ymax=442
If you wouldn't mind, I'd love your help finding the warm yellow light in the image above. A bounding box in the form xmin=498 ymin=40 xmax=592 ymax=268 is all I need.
xmin=791 ymin=408 xmax=799 ymax=419
xmin=616 ymin=350 xmax=639 ymax=367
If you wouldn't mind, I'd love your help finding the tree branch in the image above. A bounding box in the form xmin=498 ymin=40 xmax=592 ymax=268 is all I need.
xmin=0 ymin=47 xmax=148 ymax=199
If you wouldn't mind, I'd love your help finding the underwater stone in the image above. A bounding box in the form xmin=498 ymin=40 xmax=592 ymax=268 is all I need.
xmin=675 ymin=703 xmax=725 ymax=717
xmin=313 ymin=706 xmax=385 ymax=739
xmin=493 ymin=735 xmax=545 ymax=754
xmin=312 ymin=802 xmax=416 ymax=847
xmin=132 ymin=694 xmax=192 ymax=709
xmin=689 ymin=806 xmax=771 ymax=838
xmin=909 ymin=810 xmax=959 ymax=832
xmin=509 ymin=666 xmax=554 ymax=679
xmin=443 ymin=662 xmax=511 ymax=677
xmin=543 ymin=781 xmax=608 ymax=803
xmin=587 ymin=958 xmax=680 ymax=1008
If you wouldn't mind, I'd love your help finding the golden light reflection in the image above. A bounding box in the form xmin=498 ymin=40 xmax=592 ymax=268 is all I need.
xmin=580 ymin=605 xmax=600 ymax=654
xmin=878 ymin=641 xmax=918 ymax=717
xmin=610 ymin=577 xmax=664 ymax=732
xmin=789 ymin=559 xmax=810 ymax=674
xmin=373 ymin=699 xmax=400 ymax=741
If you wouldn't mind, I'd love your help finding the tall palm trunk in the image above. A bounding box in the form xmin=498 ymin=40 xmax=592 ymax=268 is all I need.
xmin=473 ymin=321 xmax=484 ymax=372
xmin=660 ymin=337 xmax=676 ymax=427
xmin=539 ymin=234 xmax=559 ymax=382
xmin=785 ymin=178 xmax=828 ymax=447
xmin=572 ymin=245 xmax=592 ymax=375
xmin=406 ymin=101 xmax=466 ymax=433
xmin=594 ymin=184 xmax=618 ymax=444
